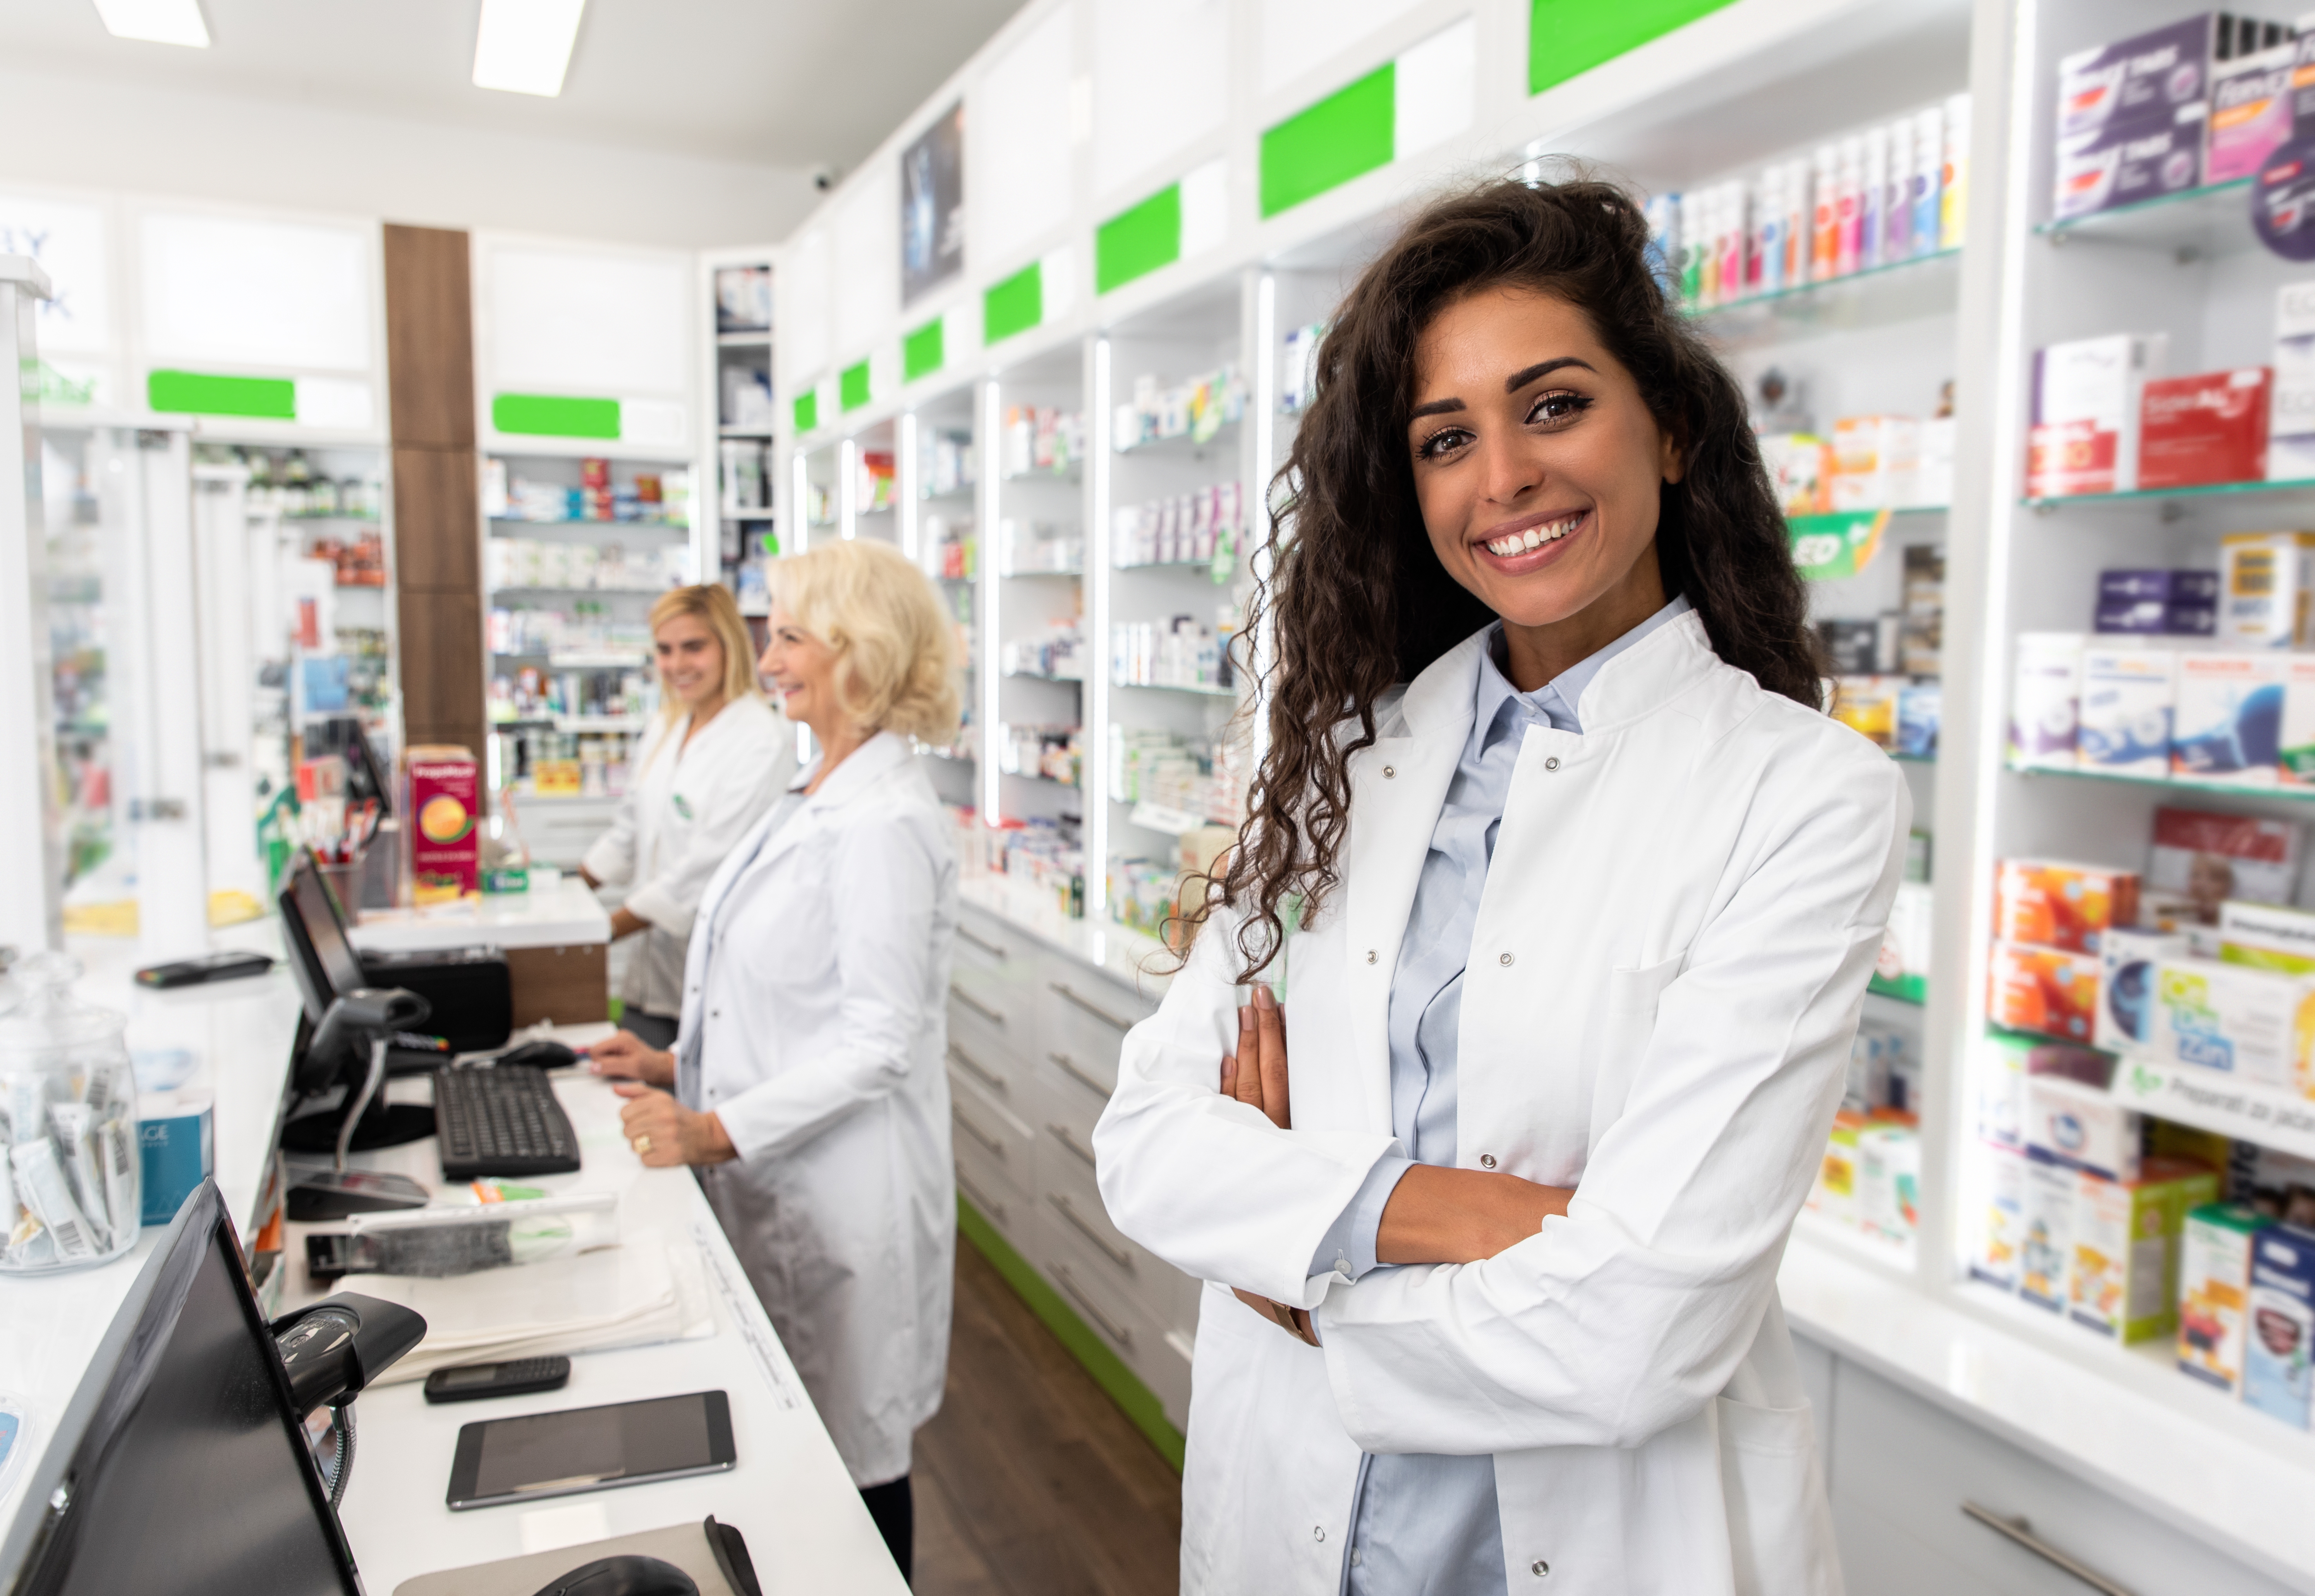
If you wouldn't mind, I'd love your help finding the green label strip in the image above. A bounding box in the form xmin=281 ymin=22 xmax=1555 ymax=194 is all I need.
xmin=793 ymin=389 xmax=819 ymax=435
xmin=1788 ymin=510 xmax=1889 ymax=582
xmin=840 ymin=359 xmax=871 ymax=412
xmin=148 ymin=369 xmax=295 ymax=420
xmin=903 ymin=317 xmax=945 ymax=382
xmin=1529 ymin=0 xmax=1739 ymax=96
xmin=492 ymin=393 xmax=620 ymax=439
xmin=1260 ymin=63 xmax=1394 ymax=219
xmin=983 ymin=262 xmax=1043 ymax=345
xmin=1097 ymin=184 xmax=1182 ymax=294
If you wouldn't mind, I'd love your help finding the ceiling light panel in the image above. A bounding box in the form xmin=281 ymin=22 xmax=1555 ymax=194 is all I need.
xmin=472 ymin=0 xmax=586 ymax=98
xmin=92 ymin=0 xmax=210 ymax=48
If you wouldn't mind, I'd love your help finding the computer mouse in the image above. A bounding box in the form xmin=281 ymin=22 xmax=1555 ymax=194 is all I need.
xmin=530 ymin=1553 xmax=699 ymax=1596
xmin=500 ymin=1039 xmax=581 ymax=1069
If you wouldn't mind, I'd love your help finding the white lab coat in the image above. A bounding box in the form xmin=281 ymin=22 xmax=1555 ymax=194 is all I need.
xmin=677 ymin=730 xmax=958 ymax=1487
xmin=582 ymin=694 xmax=793 ymax=1017
xmin=1094 ymin=613 xmax=1907 ymax=1596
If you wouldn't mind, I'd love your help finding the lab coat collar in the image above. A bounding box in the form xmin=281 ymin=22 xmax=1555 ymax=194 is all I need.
xmin=1571 ymin=608 xmax=1716 ymax=732
xmin=788 ymin=728 xmax=913 ymax=812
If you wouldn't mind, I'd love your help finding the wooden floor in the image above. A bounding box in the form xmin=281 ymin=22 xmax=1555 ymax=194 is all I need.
xmin=915 ymin=1240 xmax=1183 ymax=1596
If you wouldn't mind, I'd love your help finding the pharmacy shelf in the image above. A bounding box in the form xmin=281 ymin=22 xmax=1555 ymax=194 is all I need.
xmin=2005 ymin=761 xmax=2315 ymax=805
xmin=1791 ymin=1207 xmax=1916 ymax=1270
xmin=720 ymin=426 xmax=777 ymax=439
xmin=1113 ymin=679 xmax=1237 ymax=699
xmin=485 ymin=439 xmax=694 ymax=465
xmin=2035 ymin=178 xmax=2257 ymax=255
xmin=716 ymin=331 xmax=772 ymax=347
xmin=721 ymin=507 xmax=777 ymax=520
xmin=1690 ymin=247 xmax=1963 ymax=347
xmin=2023 ymin=477 xmax=2315 ymax=513
xmin=2108 ymin=1057 xmax=2315 ymax=1163
xmin=493 ymin=585 xmax=675 ymax=599
xmin=999 ymin=568 xmax=1085 ymax=580
xmin=1115 ymin=421 xmax=1241 ymax=459
xmin=488 ymin=517 xmax=691 ymax=535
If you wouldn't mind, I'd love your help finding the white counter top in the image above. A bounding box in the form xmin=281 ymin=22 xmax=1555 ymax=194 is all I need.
xmin=349 ymin=875 xmax=610 ymax=954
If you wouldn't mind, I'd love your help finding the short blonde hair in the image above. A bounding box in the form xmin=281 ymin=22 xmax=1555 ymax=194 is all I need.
xmin=769 ymin=541 xmax=961 ymax=744
xmin=647 ymin=583 xmax=761 ymax=722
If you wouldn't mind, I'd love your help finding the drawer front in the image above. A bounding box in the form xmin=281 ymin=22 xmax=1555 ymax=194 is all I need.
xmin=945 ymin=1030 xmax=1028 ymax=1103
xmin=955 ymin=903 xmax=1021 ymax=975
xmin=1041 ymin=967 xmax=1152 ymax=1081
xmin=955 ymin=1135 xmax=1029 ymax=1241
xmin=1033 ymin=1212 xmax=1187 ymax=1427
xmin=1037 ymin=1135 xmax=1202 ymax=1336
xmin=948 ymin=966 xmax=1025 ymax=1047
xmin=950 ymin=1071 xmax=1036 ymax=1204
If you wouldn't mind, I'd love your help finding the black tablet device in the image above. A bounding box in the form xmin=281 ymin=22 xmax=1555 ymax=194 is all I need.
xmin=445 ymin=1390 xmax=735 ymax=1510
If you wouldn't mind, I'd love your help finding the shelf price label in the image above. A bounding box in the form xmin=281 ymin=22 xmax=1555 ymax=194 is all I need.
xmin=2112 ymin=1056 xmax=2315 ymax=1158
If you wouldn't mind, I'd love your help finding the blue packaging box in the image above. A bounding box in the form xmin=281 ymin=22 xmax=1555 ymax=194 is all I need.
xmin=2244 ymin=1223 xmax=2315 ymax=1427
xmin=137 ymin=1091 xmax=213 ymax=1228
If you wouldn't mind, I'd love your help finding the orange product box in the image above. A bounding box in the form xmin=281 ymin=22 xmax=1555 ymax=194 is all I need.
xmin=1993 ymin=858 xmax=2142 ymax=954
xmin=1988 ymin=939 xmax=2102 ymax=1043
xmin=407 ymin=745 xmax=480 ymax=904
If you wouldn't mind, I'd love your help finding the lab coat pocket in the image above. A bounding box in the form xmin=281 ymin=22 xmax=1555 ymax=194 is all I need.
xmin=1585 ymin=952 xmax=1684 ymax=1150
xmin=1715 ymin=1393 xmax=1842 ymax=1596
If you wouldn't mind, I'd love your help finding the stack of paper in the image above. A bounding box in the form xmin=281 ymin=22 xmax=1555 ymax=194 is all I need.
xmin=347 ymin=1228 xmax=713 ymax=1383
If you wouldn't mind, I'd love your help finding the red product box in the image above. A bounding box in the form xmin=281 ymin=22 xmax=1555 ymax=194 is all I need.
xmin=407 ymin=745 xmax=480 ymax=903
xmin=2026 ymin=419 xmax=2118 ymax=498
xmin=2138 ymin=368 xmax=2272 ymax=490
xmin=1994 ymin=859 xmax=2142 ymax=954
xmin=1989 ymin=939 xmax=2102 ymax=1042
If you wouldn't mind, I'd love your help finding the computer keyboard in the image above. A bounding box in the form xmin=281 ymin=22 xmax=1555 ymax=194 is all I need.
xmin=433 ymin=1064 xmax=582 ymax=1179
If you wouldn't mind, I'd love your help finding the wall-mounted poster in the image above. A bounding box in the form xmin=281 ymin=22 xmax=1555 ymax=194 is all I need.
xmin=901 ymin=101 xmax=965 ymax=307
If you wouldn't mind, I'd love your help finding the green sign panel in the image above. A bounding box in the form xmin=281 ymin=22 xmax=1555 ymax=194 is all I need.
xmin=984 ymin=262 xmax=1043 ymax=346
xmin=1788 ymin=510 xmax=1889 ymax=582
xmin=1260 ymin=63 xmax=1394 ymax=219
xmin=492 ymin=393 xmax=620 ymax=439
xmin=1097 ymin=184 xmax=1182 ymax=294
xmin=1528 ymin=0 xmax=1738 ymax=96
xmin=840 ymin=360 xmax=871 ymax=412
xmin=148 ymin=369 xmax=296 ymax=420
xmin=793 ymin=389 xmax=818 ymax=435
xmin=903 ymin=317 xmax=945 ymax=383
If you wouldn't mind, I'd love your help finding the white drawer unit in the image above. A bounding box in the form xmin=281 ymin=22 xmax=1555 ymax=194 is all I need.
xmin=1038 ymin=1133 xmax=1202 ymax=1340
xmin=1033 ymin=1199 xmax=1194 ymax=1431
xmin=945 ymin=1030 xmax=1029 ymax=1104
xmin=950 ymin=1069 xmax=1036 ymax=1205
xmin=1041 ymin=968 xmax=1152 ymax=1085
xmin=954 ymin=1138 xmax=1027 ymax=1237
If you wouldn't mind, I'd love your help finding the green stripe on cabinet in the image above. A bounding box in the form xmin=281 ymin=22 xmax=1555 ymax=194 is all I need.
xmin=1259 ymin=63 xmax=1394 ymax=219
xmin=956 ymin=1194 xmax=1186 ymax=1473
xmin=903 ymin=317 xmax=945 ymax=382
xmin=983 ymin=262 xmax=1043 ymax=346
xmin=1528 ymin=0 xmax=1739 ymax=95
xmin=1097 ymin=184 xmax=1182 ymax=295
xmin=492 ymin=393 xmax=620 ymax=439
xmin=793 ymin=389 xmax=819 ymax=435
xmin=840 ymin=360 xmax=871 ymax=412
xmin=148 ymin=369 xmax=296 ymax=420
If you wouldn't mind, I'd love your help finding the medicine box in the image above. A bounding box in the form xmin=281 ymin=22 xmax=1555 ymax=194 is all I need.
xmin=2147 ymin=805 xmax=2303 ymax=909
xmin=1977 ymin=1031 xmax=2034 ymax=1148
xmin=1858 ymin=1123 xmax=1921 ymax=1246
xmin=2068 ymin=1158 xmax=2219 ymax=1342
xmin=2139 ymin=368 xmax=2272 ymax=489
xmin=2179 ymin=1200 xmax=2269 ymax=1394
xmin=1989 ymin=939 xmax=2102 ymax=1042
xmin=136 ymin=1091 xmax=213 ymax=1229
xmin=2052 ymin=121 xmax=2207 ymax=220
xmin=2150 ymin=956 xmax=2315 ymax=1091
xmin=2021 ymin=1158 xmax=2079 ymax=1311
xmin=2097 ymin=926 xmax=2191 ymax=1053
xmin=1973 ymin=1143 xmax=2027 ymax=1289
xmin=1994 ymin=858 xmax=2141 ymax=953
xmin=2207 ymin=42 xmax=2297 ymax=184
xmin=2219 ymin=898 xmax=2315 ymax=972
xmin=1874 ymin=880 xmax=1934 ymax=1003
xmin=2244 ymin=1224 xmax=2315 ymax=1427
xmin=2218 ymin=532 xmax=2315 ymax=649
xmin=2056 ymin=15 xmax=2214 ymax=141
xmin=1828 ymin=415 xmax=1921 ymax=511
xmin=2078 ymin=647 xmax=2176 ymax=776
xmin=2171 ymin=652 xmax=2285 ymax=785
xmin=2026 ymin=1072 xmax=2142 ymax=1183
xmin=1807 ymin=1108 xmax=1865 ymax=1226
xmin=1831 ymin=676 xmax=1901 ymax=749
xmin=2281 ymin=657 xmax=2315 ymax=789
xmin=2010 ymin=633 xmax=2083 ymax=767
xmin=1895 ymin=683 xmax=1941 ymax=760
xmin=408 ymin=746 xmax=481 ymax=902
xmin=2027 ymin=335 xmax=2167 ymax=496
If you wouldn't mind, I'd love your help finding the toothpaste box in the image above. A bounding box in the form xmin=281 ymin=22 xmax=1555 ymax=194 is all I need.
xmin=2078 ymin=646 xmax=2176 ymax=776
xmin=2179 ymin=1200 xmax=2270 ymax=1394
xmin=2027 ymin=335 xmax=2167 ymax=496
xmin=2172 ymin=652 xmax=2285 ymax=785
xmin=2219 ymin=531 xmax=2315 ymax=649
xmin=2053 ymin=119 xmax=2207 ymax=220
xmin=2010 ymin=633 xmax=2084 ymax=766
xmin=2244 ymin=1223 xmax=2315 ymax=1426
xmin=1990 ymin=940 xmax=2102 ymax=1042
xmin=1994 ymin=859 xmax=2141 ymax=953
xmin=2147 ymin=805 xmax=2303 ymax=910
xmin=2139 ymin=367 xmax=2273 ymax=489
xmin=2021 ymin=1157 xmax=2080 ymax=1311
xmin=2026 ymin=1071 xmax=2142 ymax=1182
xmin=1973 ymin=1143 xmax=2028 ymax=1289
xmin=2208 ymin=41 xmax=2298 ymax=184
xmin=2151 ymin=955 xmax=2315 ymax=1090
xmin=2070 ymin=1158 xmax=2222 ymax=1343
xmin=2097 ymin=926 xmax=2193 ymax=1052
xmin=1858 ymin=1122 xmax=1922 ymax=1246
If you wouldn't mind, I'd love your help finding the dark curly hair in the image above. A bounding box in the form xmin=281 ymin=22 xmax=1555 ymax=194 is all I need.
xmin=1207 ymin=175 xmax=1822 ymax=982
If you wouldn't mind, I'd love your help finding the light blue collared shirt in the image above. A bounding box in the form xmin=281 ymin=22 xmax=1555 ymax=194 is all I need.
xmin=1311 ymin=597 xmax=1692 ymax=1596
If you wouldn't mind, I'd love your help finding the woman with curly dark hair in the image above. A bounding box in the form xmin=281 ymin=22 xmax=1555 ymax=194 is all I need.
xmin=1093 ymin=177 xmax=1906 ymax=1595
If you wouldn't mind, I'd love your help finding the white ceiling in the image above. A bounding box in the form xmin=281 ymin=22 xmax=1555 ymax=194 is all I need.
xmin=0 ymin=0 xmax=1026 ymax=171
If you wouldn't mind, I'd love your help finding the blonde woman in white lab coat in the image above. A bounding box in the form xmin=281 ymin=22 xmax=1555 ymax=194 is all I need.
xmin=1092 ymin=179 xmax=1907 ymax=1596
xmin=586 ymin=540 xmax=959 ymax=1582
xmin=579 ymin=583 xmax=793 ymax=1049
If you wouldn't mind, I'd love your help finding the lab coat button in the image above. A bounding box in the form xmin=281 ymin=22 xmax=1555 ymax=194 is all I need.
xmin=1382 ymin=765 xmax=1395 ymax=778
xmin=1532 ymin=1559 xmax=1550 ymax=1577
xmin=1544 ymin=756 xmax=1560 ymax=771
xmin=1313 ymin=1526 xmax=1326 ymax=1543
xmin=1480 ymin=1154 xmax=1498 ymax=1169
xmin=1499 ymin=952 xmax=1514 ymax=966
xmin=1365 ymin=950 xmax=1377 ymax=964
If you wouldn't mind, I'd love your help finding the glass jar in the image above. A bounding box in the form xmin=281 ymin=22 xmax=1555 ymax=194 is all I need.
xmin=0 ymin=952 xmax=139 ymax=1273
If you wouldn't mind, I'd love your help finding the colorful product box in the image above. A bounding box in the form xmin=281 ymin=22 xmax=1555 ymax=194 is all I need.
xmin=2097 ymin=926 xmax=2192 ymax=1053
xmin=2069 ymin=1158 xmax=2221 ymax=1343
xmin=1828 ymin=415 xmax=1921 ymax=511
xmin=2218 ymin=531 xmax=2315 ymax=649
xmin=2138 ymin=367 xmax=2273 ymax=489
xmin=1831 ymin=676 xmax=1901 ymax=749
xmin=1989 ymin=939 xmax=2101 ymax=1042
xmin=1808 ymin=1108 xmax=1865 ymax=1225
xmin=1858 ymin=1122 xmax=1922 ymax=1246
xmin=2093 ymin=568 xmax=2220 ymax=635
xmin=2021 ymin=1158 xmax=2079 ymax=1311
xmin=2010 ymin=632 xmax=2083 ymax=767
xmin=136 ymin=1090 xmax=213 ymax=1228
xmin=2026 ymin=1072 xmax=2142 ymax=1183
xmin=2171 ymin=652 xmax=2285 ymax=785
xmin=2281 ymin=657 xmax=2315 ymax=788
xmin=2078 ymin=646 xmax=2176 ymax=776
xmin=406 ymin=745 xmax=481 ymax=903
xmin=1977 ymin=1030 xmax=2035 ymax=1148
xmin=1895 ymin=683 xmax=1941 ymax=759
xmin=2026 ymin=335 xmax=2167 ymax=497
xmin=2055 ymin=16 xmax=2213 ymax=141
xmin=2179 ymin=1200 xmax=2270 ymax=1394
xmin=1994 ymin=858 xmax=2141 ymax=953
xmin=1973 ymin=1143 xmax=2028 ymax=1289
xmin=2244 ymin=1223 xmax=2315 ymax=1426
xmin=2207 ymin=41 xmax=2298 ymax=184
xmin=1873 ymin=879 xmax=1934 ymax=1004
xmin=2147 ymin=806 xmax=2303 ymax=914
xmin=2052 ymin=120 xmax=2207 ymax=220
xmin=2151 ymin=955 xmax=2315 ymax=1090
xmin=2219 ymin=898 xmax=2315 ymax=972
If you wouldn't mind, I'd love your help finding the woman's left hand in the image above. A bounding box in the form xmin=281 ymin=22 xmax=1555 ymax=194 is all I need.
xmin=613 ymin=1081 xmax=737 ymax=1167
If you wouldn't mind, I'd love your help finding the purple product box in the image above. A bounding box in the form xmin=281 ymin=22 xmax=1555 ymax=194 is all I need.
xmin=2099 ymin=568 xmax=2221 ymax=602
xmin=2058 ymin=17 xmax=2214 ymax=141
xmin=2167 ymin=600 xmax=2219 ymax=636
xmin=2096 ymin=597 xmax=2169 ymax=633
xmin=2054 ymin=120 xmax=2206 ymax=220
xmin=2209 ymin=42 xmax=2298 ymax=184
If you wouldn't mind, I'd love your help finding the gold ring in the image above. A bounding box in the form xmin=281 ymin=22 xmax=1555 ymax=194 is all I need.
xmin=633 ymin=1134 xmax=653 ymax=1155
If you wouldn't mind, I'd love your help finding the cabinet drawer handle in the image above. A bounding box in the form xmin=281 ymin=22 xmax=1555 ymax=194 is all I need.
xmin=958 ymin=924 xmax=1009 ymax=959
xmin=954 ymin=1110 xmax=1006 ymax=1160
xmin=1053 ymin=1263 xmax=1134 ymax=1350
xmin=957 ymin=1171 xmax=1007 ymax=1226
xmin=1049 ymin=980 xmax=1135 ymax=1032
xmin=1049 ymin=1050 xmax=1113 ymax=1099
xmin=1048 ymin=1192 xmax=1134 ymax=1271
xmin=950 ymin=982 xmax=1005 ymax=1025
xmin=1046 ymin=1122 xmax=1097 ymax=1169
xmin=1960 ymin=1504 xmax=2135 ymax=1596
xmin=950 ymin=1043 xmax=1006 ymax=1092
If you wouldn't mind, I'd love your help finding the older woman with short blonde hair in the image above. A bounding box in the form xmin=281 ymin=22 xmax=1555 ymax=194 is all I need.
xmin=588 ymin=540 xmax=963 ymax=1581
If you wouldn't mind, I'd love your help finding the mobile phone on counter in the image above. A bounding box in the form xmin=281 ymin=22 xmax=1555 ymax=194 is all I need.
xmin=423 ymin=1356 xmax=572 ymax=1404
xmin=136 ymin=951 xmax=275 ymax=988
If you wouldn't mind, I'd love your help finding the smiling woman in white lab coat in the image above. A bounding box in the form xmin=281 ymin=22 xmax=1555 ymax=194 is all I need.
xmin=1092 ymin=179 xmax=1907 ymax=1596
xmin=586 ymin=540 xmax=959 ymax=1583
xmin=579 ymin=583 xmax=793 ymax=1049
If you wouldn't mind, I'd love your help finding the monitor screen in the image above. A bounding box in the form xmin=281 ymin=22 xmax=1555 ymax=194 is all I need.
xmin=279 ymin=851 xmax=366 ymax=1024
xmin=1 ymin=1186 xmax=360 ymax=1595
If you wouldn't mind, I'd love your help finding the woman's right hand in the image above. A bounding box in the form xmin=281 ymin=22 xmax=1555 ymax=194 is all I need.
xmin=586 ymin=1030 xmax=677 ymax=1088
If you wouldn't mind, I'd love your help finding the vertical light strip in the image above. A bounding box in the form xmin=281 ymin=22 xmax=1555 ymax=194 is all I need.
xmin=839 ymin=437 xmax=858 ymax=541
xmin=898 ymin=411 xmax=921 ymax=560
xmin=1086 ymin=337 xmax=1113 ymax=925
xmin=1250 ymin=275 xmax=1278 ymax=779
xmin=980 ymin=379 xmax=1003 ymax=825
xmin=791 ymin=452 xmax=809 ymax=555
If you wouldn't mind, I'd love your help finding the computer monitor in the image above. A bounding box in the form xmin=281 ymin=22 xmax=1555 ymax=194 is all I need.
xmin=304 ymin=715 xmax=392 ymax=818
xmin=0 ymin=1182 xmax=363 ymax=1596
xmin=279 ymin=848 xmax=367 ymax=1027
xmin=277 ymin=848 xmax=436 ymax=1154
